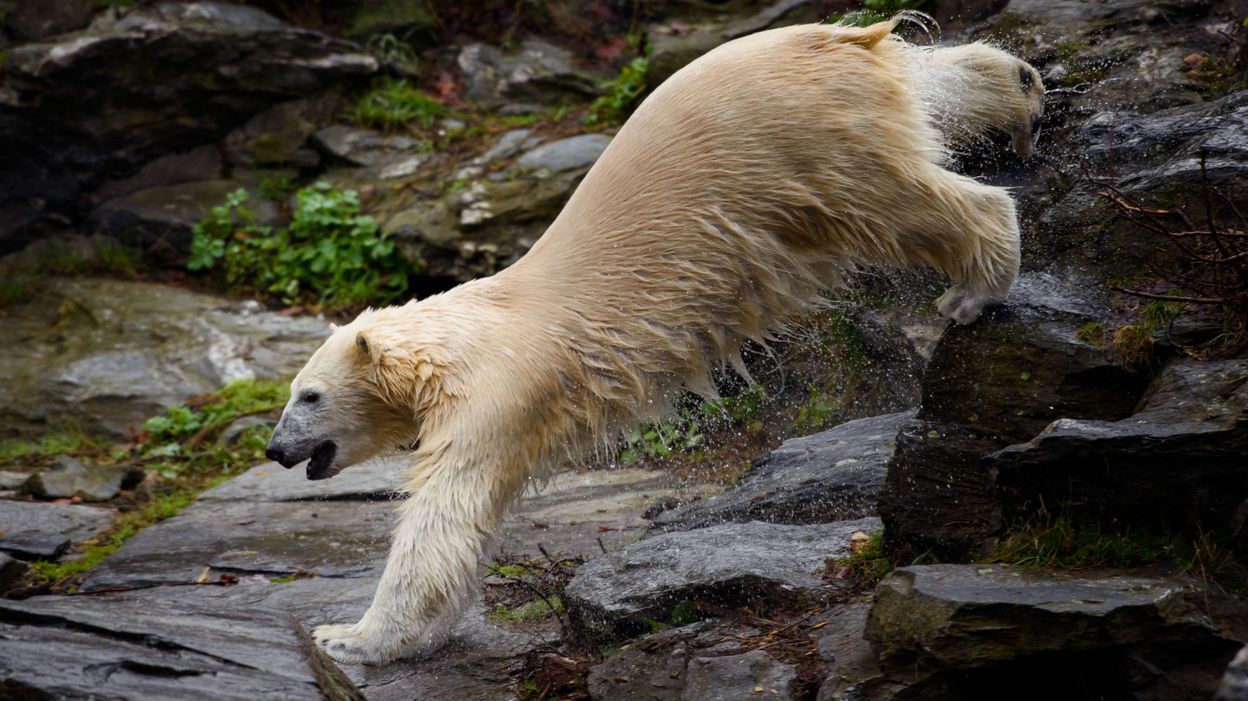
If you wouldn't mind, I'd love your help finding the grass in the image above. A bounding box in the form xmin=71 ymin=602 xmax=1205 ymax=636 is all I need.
xmin=18 ymin=378 xmax=291 ymax=588
xmin=1076 ymin=321 xmax=1106 ymax=345
xmin=1110 ymin=299 xmax=1181 ymax=369
xmin=987 ymin=516 xmax=1247 ymax=593
xmin=0 ymin=238 xmax=141 ymax=311
xmin=827 ymin=530 xmax=893 ymax=591
xmin=350 ymin=77 xmax=448 ymax=131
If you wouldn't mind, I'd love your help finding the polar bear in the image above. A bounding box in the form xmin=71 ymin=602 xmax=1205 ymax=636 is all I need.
xmin=265 ymin=19 xmax=1044 ymax=664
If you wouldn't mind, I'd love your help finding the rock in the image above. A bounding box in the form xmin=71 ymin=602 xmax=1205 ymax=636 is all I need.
xmin=1034 ymin=92 xmax=1248 ymax=271
xmin=0 ymin=277 xmax=329 ymax=437
xmin=1 ymin=0 xmax=94 ymax=41
xmin=814 ymin=603 xmax=905 ymax=701
xmin=25 ymin=456 xmax=144 ymax=502
xmin=866 ymin=564 xmax=1243 ymax=701
xmin=0 ymin=588 xmax=347 ymax=700
xmin=878 ymin=272 xmax=1150 ymax=560
xmin=378 ymin=133 xmax=612 ymax=285
xmin=4 ymin=2 xmax=377 ymax=156
xmin=513 ymin=133 xmax=612 ymax=174
xmin=224 ymin=99 xmax=332 ymax=168
xmin=312 ymin=124 xmax=428 ymax=174
xmin=0 ymin=472 xmax=29 ymax=490
xmin=991 ymin=359 xmax=1248 ymax=546
xmin=81 ymin=499 xmax=394 ymax=590
xmin=652 ymin=411 xmax=914 ymax=532
xmin=90 ymin=145 xmax=225 ymax=204
xmin=0 ymin=552 xmax=30 ymax=594
xmin=199 ymin=457 xmax=403 ymax=503
xmin=684 ymin=650 xmax=797 ymax=700
xmin=565 ymin=518 xmax=879 ymax=641
xmin=457 ymin=39 xmax=609 ymax=108
xmin=1218 ymin=647 xmax=1248 ymax=701
xmin=88 ymin=179 xmax=282 ymax=259
xmin=0 ymin=499 xmax=113 ymax=560
xmin=586 ymin=624 xmax=706 ymax=701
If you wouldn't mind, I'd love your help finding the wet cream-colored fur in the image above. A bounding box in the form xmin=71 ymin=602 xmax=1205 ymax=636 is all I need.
xmin=289 ymin=21 xmax=1042 ymax=664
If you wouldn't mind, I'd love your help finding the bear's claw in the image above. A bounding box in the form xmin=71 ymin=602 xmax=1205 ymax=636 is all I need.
xmin=314 ymin=622 xmax=396 ymax=666
xmin=937 ymin=285 xmax=1000 ymax=325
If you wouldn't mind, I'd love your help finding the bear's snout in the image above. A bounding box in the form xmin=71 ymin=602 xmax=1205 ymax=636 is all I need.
xmin=265 ymin=444 xmax=291 ymax=467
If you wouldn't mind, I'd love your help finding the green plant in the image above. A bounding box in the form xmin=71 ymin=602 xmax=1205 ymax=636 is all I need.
xmin=366 ymin=32 xmax=422 ymax=74
xmin=585 ymin=57 xmax=649 ymax=126
xmin=1076 ymin=321 xmax=1106 ymax=345
xmin=795 ymin=390 xmax=838 ymax=433
xmin=829 ymin=531 xmax=893 ymax=589
xmin=257 ymin=174 xmax=297 ymax=202
xmin=490 ymin=597 xmax=565 ymax=625
xmin=619 ymin=415 xmax=704 ymax=466
xmin=351 ymin=77 xmax=448 ymax=131
xmin=188 ymin=183 xmax=412 ymax=309
xmin=0 ymin=429 xmax=97 ymax=464
xmin=1110 ymin=299 xmax=1181 ymax=369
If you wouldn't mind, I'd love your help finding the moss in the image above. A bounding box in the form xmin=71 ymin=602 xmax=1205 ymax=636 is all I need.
xmin=0 ymin=428 xmax=99 ymax=465
xmin=1076 ymin=322 xmax=1105 ymax=345
xmin=1111 ymin=299 xmax=1181 ymax=369
xmin=30 ymin=489 xmax=198 ymax=586
xmin=489 ymin=597 xmax=564 ymax=625
xmin=829 ymin=530 xmax=893 ymax=589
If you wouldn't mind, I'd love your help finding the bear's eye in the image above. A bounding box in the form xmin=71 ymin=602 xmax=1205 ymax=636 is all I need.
xmin=1019 ymin=65 xmax=1034 ymax=91
xmin=300 ymin=390 xmax=321 ymax=405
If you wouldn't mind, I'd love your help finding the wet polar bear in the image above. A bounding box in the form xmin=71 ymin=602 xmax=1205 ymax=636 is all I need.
xmin=266 ymin=19 xmax=1045 ymax=664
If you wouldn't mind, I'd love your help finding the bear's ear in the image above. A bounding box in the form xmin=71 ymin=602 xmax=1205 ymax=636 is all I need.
xmin=355 ymin=330 xmax=440 ymax=412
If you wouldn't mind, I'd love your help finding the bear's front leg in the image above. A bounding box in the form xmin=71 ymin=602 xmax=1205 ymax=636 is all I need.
xmin=315 ymin=463 xmax=507 ymax=665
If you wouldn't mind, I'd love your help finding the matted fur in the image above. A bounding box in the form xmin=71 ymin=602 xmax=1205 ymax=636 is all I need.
xmin=278 ymin=20 xmax=1044 ymax=664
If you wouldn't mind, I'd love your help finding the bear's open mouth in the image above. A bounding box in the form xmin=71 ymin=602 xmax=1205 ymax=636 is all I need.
xmin=306 ymin=440 xmax=338 ymax=481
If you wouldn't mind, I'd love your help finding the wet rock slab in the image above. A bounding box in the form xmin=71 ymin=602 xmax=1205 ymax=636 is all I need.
xmin=652 ymin=411 xmax=913 ymax=532
xmin=992 ymin=359 xmax=1248 ymax=545
xmin=866 ymin=564 xmax=1243 ymax=700
xmin=566 ymin=517 xmax=879 ymax=640
xmin=26 ymin=456 xmax=144 ymax=502
xmin=878 ymin=272 xmax=1149 ymax=560
xmin=0 ymin=499 xmax=113 ymax=560
xmin=0 ymin=276 xmax=329 ymax=436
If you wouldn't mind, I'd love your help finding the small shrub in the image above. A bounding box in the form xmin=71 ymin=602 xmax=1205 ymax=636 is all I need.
xmin=351 ymin=77 xmax=448 ymax=131
xmin=585 ymin=57 xmax=648 ymax=126
xmin=188 ymin=183 xmax=412 ymax=309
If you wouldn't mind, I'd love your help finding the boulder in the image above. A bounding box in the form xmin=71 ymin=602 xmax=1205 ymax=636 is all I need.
xmin=991 ymin=359 xmax=1248 ymax=546
xmin=224 ymin=98 xmax=333 ymax=168
xmin=25 ymin=456 xmax=145 ymax=502
xmin=88 ymin=179 xmax=282 ymax=259
xmin=0 ymin=277 xmax=329 ymax=437
xmin=0 ymin=552 xmax=30 ymax=594
xmin=879 ymin=272 xmax=1149 ymax=560
xmin=1 ymin=0 xmax=94 ymax=41
xmin=312 ymin=124 xmax=429 ymax=178
xmin=683 ymin=650 xmax=797 ymax=701
xmin=565 ymin=518 xmax=878 ymax=641
xmin=651 ymin=411 xmax=914 ymax=532
xmin=456 ymin=39 xmax=609 ymax=108
xmin=0 ymin=499 xmax=113 ymax=561
xmin=3 ymin=3 xmax=376 ymax=156
xmin=89 ymin=145 xmax=225 ymax=205
xmin=866 ymin=564 xmax=1244 ymax=701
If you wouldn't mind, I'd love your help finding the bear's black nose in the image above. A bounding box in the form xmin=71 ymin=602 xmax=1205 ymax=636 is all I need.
xmin=265 ymin=445 xmax=286 ymax=465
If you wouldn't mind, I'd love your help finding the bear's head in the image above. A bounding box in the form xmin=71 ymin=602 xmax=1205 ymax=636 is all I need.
xmin=960 ymin=43 xmax=1047 ymax=159
xmin=266 ymin=309 xmax=442 ymax=480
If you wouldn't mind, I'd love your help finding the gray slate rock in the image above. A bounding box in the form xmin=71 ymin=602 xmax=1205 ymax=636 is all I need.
xmin=82 ymin=499 xmax=393 ymax=590
xmin=313 ymin=124 xmax=428 ymax=172
xmin=866 ymin=564 xmax=1243 ymax=701
xmin=88 ymin=179 xmax=282 ymax=258
xmin=457 ymin=39 xmax=609 ymax=108
xmin=652 ymin=411 xmax=913 ymax=532
xmin=4 ymin=2 xmax=376 ymax=154
xmin=566 ymin=518 xmax=879 ymax=641
xmin=879 ymin=272 xmax=1149 ymax=560
xmin=992 ymin=359 xmax=1248 ymax=548
xmin=200 ymin=457 xmax=404 ymax=503
xmin=26 ymin=456 xmax=144 ymax=502
xmin=0 ymin=588 xmax=342 ymax=700
xmin=0 ymin=499 xmax=113 ymax=560
xmin=0 ymin=277 xmax=329 ymax=437
xmin=0 ymin=552 xmax=29 ymax=594
xmin=514 ymin=133 xmax=612 ymax=174
xmin=684 ymin=650 xmax=797 ymax=700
